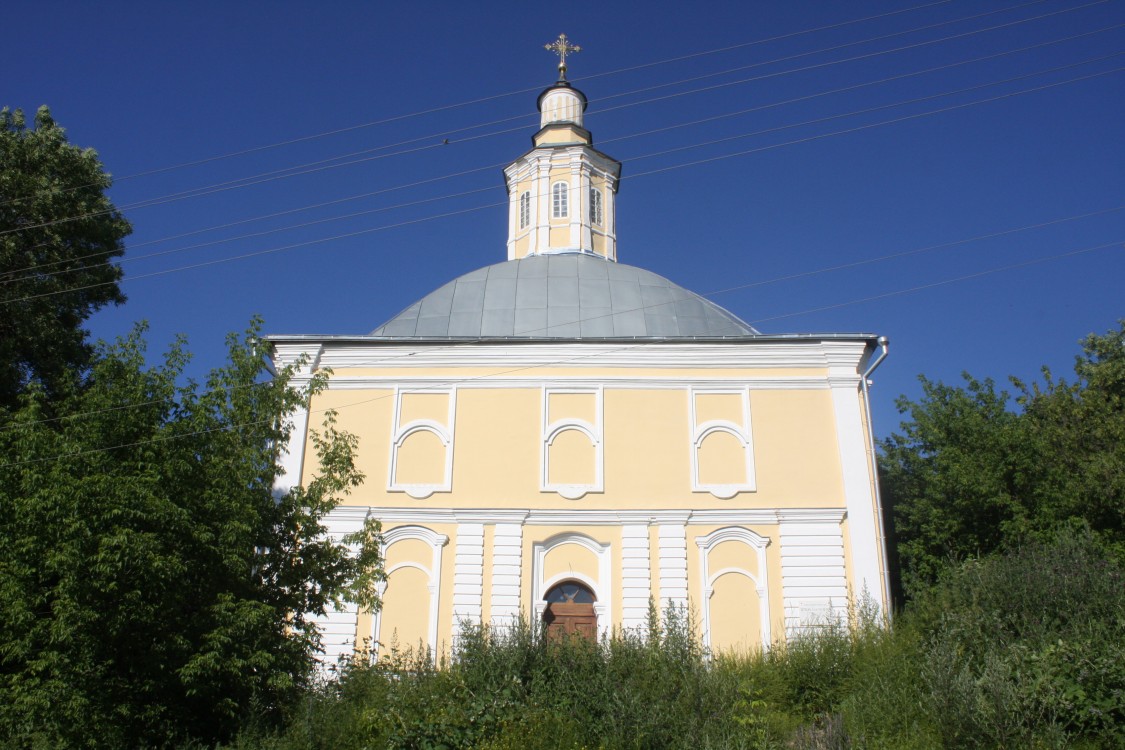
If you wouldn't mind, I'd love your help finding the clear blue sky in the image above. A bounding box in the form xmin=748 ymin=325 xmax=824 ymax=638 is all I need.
xmin=5 ymin=0 xmax=1123 ymax=437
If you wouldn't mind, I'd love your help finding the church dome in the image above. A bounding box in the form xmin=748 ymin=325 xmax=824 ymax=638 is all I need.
xmin=371 ymin=252 xmax=758 ymax=339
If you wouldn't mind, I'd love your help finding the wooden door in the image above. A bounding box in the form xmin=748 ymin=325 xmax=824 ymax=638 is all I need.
xmin=544 ymin=601 xmax=597 ymax=641
xmin=543 ymin=581 xmax=598 ymax=641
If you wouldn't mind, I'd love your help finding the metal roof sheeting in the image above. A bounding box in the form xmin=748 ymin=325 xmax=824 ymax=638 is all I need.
xmin=370 ymin=253 xmax=759 ymax=339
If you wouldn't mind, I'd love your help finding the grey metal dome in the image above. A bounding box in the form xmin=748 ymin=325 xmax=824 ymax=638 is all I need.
xmin=371 ymin=253 xmax=758 ymax=339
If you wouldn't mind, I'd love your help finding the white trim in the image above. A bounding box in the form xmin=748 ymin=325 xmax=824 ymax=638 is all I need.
xmin=551 ymin=180 xmax=569 ymax=219
xmin=779 ymin=519 xmax=848 ymax=635
xmin=621 ymin=524 xmax=652 ymax=629
xmin=311 ymin=505 xmax=372 ymax=666
xmin=360 ymin=506 xmax=845 ymax=526
xmin=452 ymin=523 xmax=485 ymax=626
xmin=312 ymin=342 xmax=864 ymax=371
xmin=827 ymin=358 xmax=882 ymax=611
xmin=490 ymin=523 xmax=523 ymax=627
xmin=327 ymin=376 xmax=830 ymax=391
xmin=270 ymin=343 xmax=323 ymax=496
xmin=657 ymin=524 xmax=688 ymax=610
xmin=689 ymin=388 xmax=756 ymax=498
xmin=541 ymin=387 xmax=604 ymax=499
xmin=532 ymin=532 xmax=613 ymax=639
xmin=373 ymin=525 xmax=449 ymax=655
xmin=388 ymin=387 xmax=456 ymax=499
xmin=696 ymin=527 xmax=771 ymax=651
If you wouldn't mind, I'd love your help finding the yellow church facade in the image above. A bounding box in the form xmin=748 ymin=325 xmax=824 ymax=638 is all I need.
xmin=268 ymin=42 xmax=890 ymax=663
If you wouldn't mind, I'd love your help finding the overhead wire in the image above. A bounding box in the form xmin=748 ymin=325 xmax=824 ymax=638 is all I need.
xmin=4 ymin=57 xmax=1121 ymax=305
xmin=102 ymin=0 xmax=1052 ymax=215
xmin=9 ymin=24 xmax=1118 ymax=285
xmin=0 ymin=0 xmax=960 ymax=208
xmin=0 ymin=0 xmax=1105 ymax=238
xmin=3 ymin=234 xmax=1119 ymax=469
xmin=7 ymin=32 xmax=1122 ymax=296
xmin=5 ymin=201 xmax=1121 ymax=433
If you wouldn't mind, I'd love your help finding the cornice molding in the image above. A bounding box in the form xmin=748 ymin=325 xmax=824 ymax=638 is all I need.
xmin=325 ymin=375 xmax=830 ymax=391
xmin=338 ymin=506 xmax=847 ymax=526
xmin=310 ymin=341 xmax=866 ymax=371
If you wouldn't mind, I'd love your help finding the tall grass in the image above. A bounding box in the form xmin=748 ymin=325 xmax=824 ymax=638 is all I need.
xmin=231 ymin=528 xmax=1123 ymax=749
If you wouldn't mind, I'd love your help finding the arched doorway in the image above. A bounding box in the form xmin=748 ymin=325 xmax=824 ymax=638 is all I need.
xmin=543 ymin=581 xmax=597 ymax=640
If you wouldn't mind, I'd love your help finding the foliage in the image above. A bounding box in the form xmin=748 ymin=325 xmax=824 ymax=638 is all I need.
xmin=910 ymin=528 xmax=1125 ymax=748
xmin=881 ymin=322 xmax=1125 ymax=595
xmin=233 ymin=532 xmax=1123 ymax=749
xmin=0 ymin=321 xmax=381 ymax=749
xmin=0 ymin=106 xmax=131 ymax=409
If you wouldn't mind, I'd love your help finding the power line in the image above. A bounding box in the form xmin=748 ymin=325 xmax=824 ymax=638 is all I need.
xmin=748 ymin=240 xmax=1122 ymax=325
xmin=5 ymin=202 xmax=1120 ymax=433
xmin=0 ymin=0 xmax=959 ymax=209
xmin=0 ymin=0 xmax=1102 ymax=238
xmin=3 ymin=235 xmax=1118 ymax=470
xmin=5 ymin=60 xmax=1119 ymax=305
xmin=626 ymin=65 xmax=1124 ymax=179
xmin=12 ymin=31 xmax=1117 ymax=286
xmin=109 ymin=1 xmax=1050 ymax=216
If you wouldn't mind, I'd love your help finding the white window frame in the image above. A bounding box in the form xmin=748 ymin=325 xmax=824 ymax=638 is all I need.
xmin=541 ymin=386 xmax=603 ymax=499
xmin=589 ymin=187 xmax=603 ymax=226
xmin=689 ymin=387 xmax=756 ymax=498
xmin=388 ymin=387 xmax=456 ymax=499
xmin=551 ymin=181 xmax=569 ymax=219
xmin=696 ymin=527 xmax=772 ymax=652
xmin=519 ymin=191 xmax=530 ymax=229
xmin=373 ymin=525 xmax=449 ymax=657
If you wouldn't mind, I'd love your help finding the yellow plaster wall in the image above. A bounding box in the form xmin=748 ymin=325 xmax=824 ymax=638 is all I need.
xmin=399 ymin=392 xmax=449 ymax=425
xmin=697 ymin=431 xmax=747 ymax=485
xmin=534 ymin=125 xmax=588 ymax=147
xmin=451 ymin=389 xmax=540 ymax=502
xmin=694 ymin=392 xmax=743 ymax=425
xmin=709 ymin=573 xmax=761 ymax=653
xmin=547 ymin=429 xmax=596 ymax=486
xmin=543 ymin=543 xmax=599 ymax=586
xmin=548 ymin=391 xmax=596 ymax=424
xmin=749 ymin=390 xmax=845 ymax=505
xmin=549 ymin=227 xmax=569 ymax=245
xmin=687 ymin=526 xmax=786 ymax=647
xmin=708 ymin=539 xmax=760 ymax=579
xmin=603 ymin=389 xmax=692 ymax=502
xmin=379 ymin=566 xmax=430 ymax=655
xmin=307 ymin=379 xmax=845 ymax=511
xmin=395 ymin=430 xmax=445 ymax=485
xmin=385 ymin=538 xmax=433 ymax=569
xmin=300 ymin=388 xmax=393 ymax=498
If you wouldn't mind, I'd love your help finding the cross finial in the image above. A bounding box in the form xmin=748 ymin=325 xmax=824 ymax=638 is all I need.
xmin=545 ymin=33 xmax=581 ymax=81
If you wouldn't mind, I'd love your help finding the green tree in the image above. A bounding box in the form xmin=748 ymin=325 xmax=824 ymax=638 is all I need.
xmin=881 ymin=322 xmax=1125 ymax=596
xmin=0 ymin=106 xmax=131 ymax=408
xmin=0 ymin=321 xmax=382 ymax=749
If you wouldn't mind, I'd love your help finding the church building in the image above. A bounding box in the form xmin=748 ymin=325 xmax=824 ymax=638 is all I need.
xmin=268 ymin=37 xmax=891 ymax=663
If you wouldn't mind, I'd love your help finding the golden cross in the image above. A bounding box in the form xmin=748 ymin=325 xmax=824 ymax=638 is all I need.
xmin=544 ymin=33 xmax=581 ymax=80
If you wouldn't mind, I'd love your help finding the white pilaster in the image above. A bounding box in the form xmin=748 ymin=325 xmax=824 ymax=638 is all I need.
xmin=825 ymin=341 xmax=883 ymax=613
xmin=621 ymin=524 xmax=652 ymax=629
xmin=452 ymin=523 xmax=485 ymax=625
xmin=657 ymin=523 xmax=688 ymax=609
xmin=310 ymin=506 xmax=369 ymax=667
xmin=779 ymin=516 xmax=848 ymax=635
xmin=489 ymin=523 xmax=523 ymax=628
xmin=271 ymin=343 xmax=323 ymax=497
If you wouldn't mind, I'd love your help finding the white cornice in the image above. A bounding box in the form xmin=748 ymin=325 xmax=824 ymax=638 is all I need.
xmin=347 ymin=506 xmax=846 ymax=526
xmin=325 ymin=376 xmax=829 ymax=390
xmin=312 ymin=342 xmax=865 ymax=371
